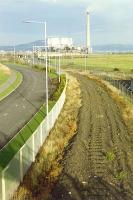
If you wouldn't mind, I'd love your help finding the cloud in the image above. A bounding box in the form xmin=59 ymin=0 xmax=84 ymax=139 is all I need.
xmin=0 ymin=0 xmax=133 ymax=45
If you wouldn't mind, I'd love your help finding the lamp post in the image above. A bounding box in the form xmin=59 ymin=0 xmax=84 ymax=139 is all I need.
xmin=58 ymin=48 xmax=61 ymax=83
xmin=23 ymin=20 xmax=48 ymax=116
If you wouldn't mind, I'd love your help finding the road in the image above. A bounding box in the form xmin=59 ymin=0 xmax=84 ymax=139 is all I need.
xmin=0 ymin=64 xmax=56 ymax=149
xmin=51 ymin=74 xmax=133 ymax=200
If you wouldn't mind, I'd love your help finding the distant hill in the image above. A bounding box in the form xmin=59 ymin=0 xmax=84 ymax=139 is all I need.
xmin=0 ymin=40 xmax=44 ymax=51
xmin=1 ymin=41 xmax=133 ymax=52
xmin=93 ymin=44 xmax=133 ymax=52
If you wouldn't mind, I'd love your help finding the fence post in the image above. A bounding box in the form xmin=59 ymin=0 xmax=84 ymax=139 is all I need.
xmin=20 ymin=148 xmax=23 ymax=182
xmin=32 ymin=134 xmax=35 ymax=162
xmin=51 ymin=109 xmax=53 ymax=127
xmin=2 ymin=170 xmax=5 ymax=200
xmin=40 ymin=123 xmax=43 ymax=146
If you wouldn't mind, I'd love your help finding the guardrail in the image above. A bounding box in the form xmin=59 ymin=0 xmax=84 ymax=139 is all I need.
xmin=0 ymin=76 xmax=67 ymax=200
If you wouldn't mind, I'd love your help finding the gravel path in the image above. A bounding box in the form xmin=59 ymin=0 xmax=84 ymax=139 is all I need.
xmin=51 ymin=73 xmax=133 ymax=200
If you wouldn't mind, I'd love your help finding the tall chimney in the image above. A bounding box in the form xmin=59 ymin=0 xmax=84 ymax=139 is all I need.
xmin=86 ymin=11 xmax=92 ymax=53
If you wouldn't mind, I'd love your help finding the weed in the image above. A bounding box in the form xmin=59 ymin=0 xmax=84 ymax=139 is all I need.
xmin=115 ymin=171 xmax=127 ymax=182
xmin=106 ymin=152 xmax=115 ymax=162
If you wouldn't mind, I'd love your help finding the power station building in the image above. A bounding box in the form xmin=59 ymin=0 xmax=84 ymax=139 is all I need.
xmin=47 ymin=37 xmax=73 ymax=49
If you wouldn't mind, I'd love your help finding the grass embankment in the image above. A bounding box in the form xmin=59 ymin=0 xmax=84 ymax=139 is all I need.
xmin=0 ymin=74 xmax=66 ymax=172
xmin=0 ymin=71 xmax=23 ymax=101
xmin=0 ymin=69 xmax=10 ymax=86
xmin=0 ymin=63 xmax=11 ymax=85
xmin=12 ymin=75 xmax=81 ymax=200
xmin=59 ymin=54 xmax=133 ymax=72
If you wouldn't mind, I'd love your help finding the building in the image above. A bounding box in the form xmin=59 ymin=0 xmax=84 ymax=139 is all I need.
xmin=47 ymin=37 xmax=73 ymax=49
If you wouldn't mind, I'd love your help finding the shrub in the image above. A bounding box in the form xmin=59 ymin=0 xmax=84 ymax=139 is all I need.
xmin=130 ymin=69 xmax=133 ymax=73
xmin=113 ymin=68 xmax=120 ymax=72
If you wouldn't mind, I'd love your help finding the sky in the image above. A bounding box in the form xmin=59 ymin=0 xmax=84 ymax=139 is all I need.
xmin=0 ymin=0 xmax=133 ymax=46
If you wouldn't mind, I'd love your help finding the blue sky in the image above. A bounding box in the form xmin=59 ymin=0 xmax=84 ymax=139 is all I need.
xmin=0 ymin=0 xmax=133 ymax=46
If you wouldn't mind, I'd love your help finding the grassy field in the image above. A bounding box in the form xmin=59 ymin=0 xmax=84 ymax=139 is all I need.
xmin=60 ymin=54 xmax=133 ymax=72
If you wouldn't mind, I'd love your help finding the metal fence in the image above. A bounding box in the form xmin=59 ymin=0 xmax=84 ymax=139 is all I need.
xmin=0 ymin=82 xmax=67 ymax=200
xmin=90 ymin=70 xmax=133 ymax=104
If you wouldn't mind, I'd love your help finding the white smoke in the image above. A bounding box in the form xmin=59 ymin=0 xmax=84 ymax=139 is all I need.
xmin=87 ymin=0 xmax=114 ymax=13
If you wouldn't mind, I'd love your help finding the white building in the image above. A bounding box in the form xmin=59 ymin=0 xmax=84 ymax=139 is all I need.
xmin=47 ymin=37 xmax=73 ymax=49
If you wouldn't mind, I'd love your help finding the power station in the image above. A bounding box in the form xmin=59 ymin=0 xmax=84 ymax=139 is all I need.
xmin=86 ymin=10 xmax=92 ymax=53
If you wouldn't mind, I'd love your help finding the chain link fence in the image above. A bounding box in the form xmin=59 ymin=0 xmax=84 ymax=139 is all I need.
xmin=90 ymin=70 xmax=133 ymax=104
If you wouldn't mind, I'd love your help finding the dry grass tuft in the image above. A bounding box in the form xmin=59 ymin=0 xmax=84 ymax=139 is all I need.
xmin=12 ymin=74 xmax=81 ymax=200
xmin=0 ymin=63 xmax=11 ymax=75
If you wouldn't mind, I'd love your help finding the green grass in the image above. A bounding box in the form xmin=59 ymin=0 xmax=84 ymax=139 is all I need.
xmin=48 ymin=71 xmax=58 ymax=79
xmin=0 ymin=74 xmax=66 ymax=171
xmin=0 ymin=69 xmax=10 ymax=86
xmin=58 ymin=54 xmax=133 ymax=72
xmin=0 ymin=71 xmax=23 ymax=101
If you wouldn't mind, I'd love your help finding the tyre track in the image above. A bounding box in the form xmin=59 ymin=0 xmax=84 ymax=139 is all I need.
xmin=51 ymin=73 xmax=133 ymax=200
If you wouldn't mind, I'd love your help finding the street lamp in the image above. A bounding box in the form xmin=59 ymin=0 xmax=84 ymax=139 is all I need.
xmin=58 ymin=48 xmax=61 ymax=83
xmin=23 ymin=20 xmax=49 ymax=116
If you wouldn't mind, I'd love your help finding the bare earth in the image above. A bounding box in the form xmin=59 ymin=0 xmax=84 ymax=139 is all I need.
xmin=51 ymin=73 xmax=133 ymax=200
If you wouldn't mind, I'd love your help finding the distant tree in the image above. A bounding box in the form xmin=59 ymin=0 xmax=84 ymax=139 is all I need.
xmin=64 ymin=46 xmax=71 ymax=52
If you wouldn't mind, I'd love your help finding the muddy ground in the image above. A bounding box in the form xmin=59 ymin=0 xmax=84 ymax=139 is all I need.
xmin=51 ymin=73 xmax=133 ymax=200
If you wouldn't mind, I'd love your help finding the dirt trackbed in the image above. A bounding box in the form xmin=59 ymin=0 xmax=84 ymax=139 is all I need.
xmin=51 ymin=73 xmax=133 ymax=200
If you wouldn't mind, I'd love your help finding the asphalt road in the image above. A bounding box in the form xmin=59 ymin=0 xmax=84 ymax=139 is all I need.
xmin=0 ymin=64 xmax=54 ymax=149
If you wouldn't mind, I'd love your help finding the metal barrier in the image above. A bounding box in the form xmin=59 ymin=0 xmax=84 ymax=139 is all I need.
xmin=0 ymin=80 xmax=67 ymax=200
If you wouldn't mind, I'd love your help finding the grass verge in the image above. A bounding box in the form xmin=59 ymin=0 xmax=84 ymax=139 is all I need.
xmin=0 ymin=71 xmax=23 ymax=101
xmin=12 ymin=74 xmax=81 ymax=200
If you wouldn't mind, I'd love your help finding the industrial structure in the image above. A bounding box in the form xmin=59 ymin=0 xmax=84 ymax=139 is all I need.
xmin=86 ymin=11 xmax=92 ymax=53
xmin=47 ymin=37 xmax=73 ymax=49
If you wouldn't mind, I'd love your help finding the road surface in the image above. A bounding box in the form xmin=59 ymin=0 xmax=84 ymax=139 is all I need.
xmin=0 ymin=64 xmax=56 ymax=149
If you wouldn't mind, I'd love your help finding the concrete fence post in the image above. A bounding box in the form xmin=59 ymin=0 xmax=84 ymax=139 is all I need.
xmin=40 ymin=123 xmax=43 ymax=146
xmin=20 ymin=148 xmax=23 ymax=182
xmin=32 ymin=134 xmax=35 ymax=162
xmin=46 ymin=115 xmax=49 ymax=134
xmin=2 ymin=170 xmax=5 ymax=200
xmin=51 ymin=109 xmax=54 ymax=127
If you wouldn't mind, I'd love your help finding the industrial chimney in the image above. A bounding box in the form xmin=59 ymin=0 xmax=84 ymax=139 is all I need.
xmin=86 ymin=11 xmax=92 ymax=53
